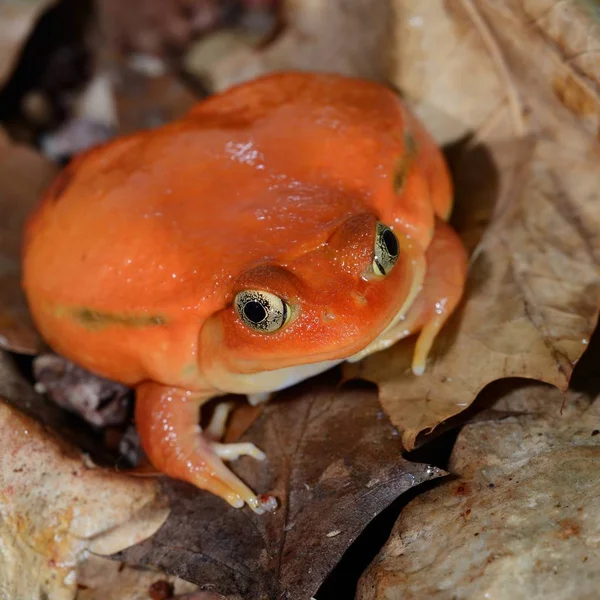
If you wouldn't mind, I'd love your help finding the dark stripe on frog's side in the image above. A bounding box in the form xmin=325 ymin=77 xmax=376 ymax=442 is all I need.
xmin=67 ymin=307 xmax=167 ymax=330
xmin=393 ymin=131 xmax=418 ymax=194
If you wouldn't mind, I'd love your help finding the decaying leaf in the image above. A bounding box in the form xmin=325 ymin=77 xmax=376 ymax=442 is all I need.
xmin=357 ymin=350 xmax=600 ymax=599
xmin=194 ymin=0 xmax=390 ymax=92
xmin=0 ymin=128 xmax=57 ymax=354
xmin=0 ymin=0 xmax=57 ymax=88
xmin=345 ymin=0 xmax=600 ymax=449
xmin=119 ymin=378 xmax=444 ymax=600
xmin=33 ymin=353 xmax=131 ymax=428
xmin=0 ymin=390 xmax=170 ymax=600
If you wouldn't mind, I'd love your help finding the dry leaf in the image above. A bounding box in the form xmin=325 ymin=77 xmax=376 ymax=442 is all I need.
xmin=0 ymin=0 xmax=57 ymax=88
xmin=0 ymin=392 xmax=170 ymax=600
xmin=97 ymin=0 xmax=225 ymax=57
xmin=76 ymin=555 xmax=198 ymax=600
xmin=0 ymin=128 xmax=57 ymax=353
xmin=118 ymin=378 xmax=444 ymax=600
xmin=344 ymin=0 xmax=600 ymax=449
xmin=386 ymin=0 xmax=517 ymax=144
xmin=357 ymin=350 xmax=600 ymax=599
xmin=196 ymin=0 xmax=389 ymax=92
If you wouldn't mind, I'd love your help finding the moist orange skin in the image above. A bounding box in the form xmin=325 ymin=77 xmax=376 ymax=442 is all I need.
xmin=22 ymin=73 xmax=467 ymax=511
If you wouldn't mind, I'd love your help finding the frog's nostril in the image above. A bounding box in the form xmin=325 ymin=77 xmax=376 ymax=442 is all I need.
xmin=351 ymin=291 xmax=367 ymax=306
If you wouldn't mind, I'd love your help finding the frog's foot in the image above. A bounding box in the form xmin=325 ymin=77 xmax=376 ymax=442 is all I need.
xmin=135 ymin=382 xmax=274 ymax=514
xmin=368 ymin=218 xmax=467 ymax=375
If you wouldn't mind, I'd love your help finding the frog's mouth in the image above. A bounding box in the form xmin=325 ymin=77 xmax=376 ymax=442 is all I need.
xmin=197 ymin=236 xmax=426 ymax=396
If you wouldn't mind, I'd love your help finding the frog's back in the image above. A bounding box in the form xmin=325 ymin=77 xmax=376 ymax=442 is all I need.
xmin=22 ymin=72 xmax=450 ymax=386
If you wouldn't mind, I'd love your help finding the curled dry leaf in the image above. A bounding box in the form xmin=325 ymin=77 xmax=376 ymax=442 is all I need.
xmin=0 ymin=128 xmax=57 ymax=354
xmin=357 ymin=346 xmax=600 ymax=599
xmin=0 ymin=0 xmax=57 ymax=87
xmin=0 ymin=392 xmax=170 ymax=600
xmin=345 ymin=0 xmax=600 ymax=449
xmin=118 ymin=379 xmax=445 ymax=600
xmin=33 ymin=353 xmax=131 ymax=428
xmin=195 ymin=0 xmax=389 ymax=92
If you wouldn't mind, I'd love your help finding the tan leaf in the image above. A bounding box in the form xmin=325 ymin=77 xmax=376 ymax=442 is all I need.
xmin=192 ymin=0 xmax=390 ymax=92
xmin=0 ymin=128 xmax=57 ymax=353
xmin=0 ymin=392 xmax=169 ymax=600
xmin=76 ymin=555 xmax=198 ymax=600
xmin=344 ymin=0 xmax=600 ymax=449
xmin=386 ymin=0 xmax=522 ymax=144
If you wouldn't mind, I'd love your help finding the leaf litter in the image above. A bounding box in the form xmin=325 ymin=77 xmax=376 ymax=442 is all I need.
xmin=0 ymin=0 xmax=599 ymax=599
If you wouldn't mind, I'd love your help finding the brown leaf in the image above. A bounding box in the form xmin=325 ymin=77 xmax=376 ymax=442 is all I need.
xmin=0 ymin=387 xmax=170 ymax=599
xmin=118 ymin=378 xmax=444 ymax=600
xmin=194 ymin=0 xmax=389 ymax=92
xmin=357 ymin=347 xmax=600 ymax=599
xmin=0 ymin=0 xmax=57 ymax=88
xmin=344 ymin=0 xmax=600 ymax=449
xmin=0 ymin=128 xmax=57 ymax=354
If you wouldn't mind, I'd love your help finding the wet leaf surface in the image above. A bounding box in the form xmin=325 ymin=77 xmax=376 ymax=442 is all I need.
xmin=118 ymin=379 xmax=444 ymax=600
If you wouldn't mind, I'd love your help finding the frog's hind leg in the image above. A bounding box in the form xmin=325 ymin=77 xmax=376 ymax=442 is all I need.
xmin=135 ymin=383 xmax=273 ymax=513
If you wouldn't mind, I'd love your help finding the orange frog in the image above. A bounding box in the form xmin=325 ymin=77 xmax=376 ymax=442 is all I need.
xmin=22 ymin=73 xmax=467 ymax=513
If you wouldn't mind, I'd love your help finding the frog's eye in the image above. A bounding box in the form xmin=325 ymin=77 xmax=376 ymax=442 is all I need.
xmin=234 ymin=290 xmax=291 ymax=333
xmin=373 ymin=222 xmax=399 ymax=277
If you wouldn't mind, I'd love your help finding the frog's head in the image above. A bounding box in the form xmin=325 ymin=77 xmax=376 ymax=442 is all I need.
xmin=197 ymin=212 xmax=425 ymax=395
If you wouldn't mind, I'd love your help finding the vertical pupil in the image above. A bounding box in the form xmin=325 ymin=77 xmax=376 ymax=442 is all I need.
xmin=382 ymin=229 xmax=399 ymax=257
xmin=244 ymin=300 xmax=267 ymax=323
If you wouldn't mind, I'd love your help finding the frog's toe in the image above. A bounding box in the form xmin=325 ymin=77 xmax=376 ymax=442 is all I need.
xmin=205 ymin=401 xmax=234 ymax=440
xmin=247 ymin=392 xmax=272 ymax=406
xmin=211 ymin=441 xmax=266 ymax=461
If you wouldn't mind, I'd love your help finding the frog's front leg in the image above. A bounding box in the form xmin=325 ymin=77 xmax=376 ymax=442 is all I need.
xmin=408 ymin=218 xmax=467 ymax=374
xmin=135 ymin=382 xmax=271 ymax=513
xmin=371 ymin=218 xmax=467 ymax=374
